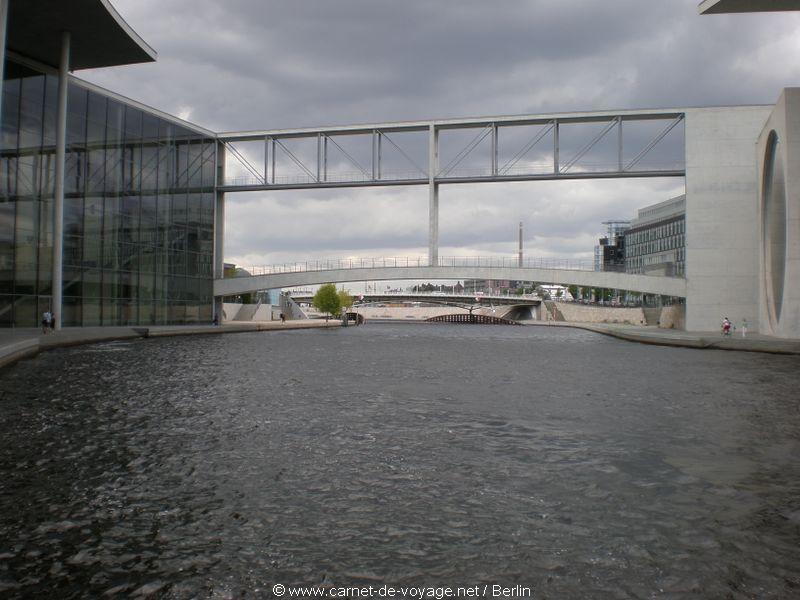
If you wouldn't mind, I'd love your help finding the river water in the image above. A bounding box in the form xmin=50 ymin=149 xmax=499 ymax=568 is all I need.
xmin=1 ymin=324 xmax=799 ymax=599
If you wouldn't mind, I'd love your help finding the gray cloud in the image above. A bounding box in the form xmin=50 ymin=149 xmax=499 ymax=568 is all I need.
xmin=82 ymin=1 xmax=800 ymax=270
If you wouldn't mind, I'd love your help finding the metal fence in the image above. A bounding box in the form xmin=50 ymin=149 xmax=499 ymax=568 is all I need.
xmin=229 ymin=256 xmax=665 ymax=278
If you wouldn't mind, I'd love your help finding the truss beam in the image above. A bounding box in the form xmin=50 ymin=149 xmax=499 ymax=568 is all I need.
xmin=221 ymin=110 xmax=685 ymax=189
xmin=219 ymin=110 xmax=685 ymax=264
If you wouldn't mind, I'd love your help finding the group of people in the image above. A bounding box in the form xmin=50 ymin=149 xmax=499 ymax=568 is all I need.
xmin=722 ymin=317 xmax=747 ymax=337
xmin=41 ymin=310 xmax=55 ymax=334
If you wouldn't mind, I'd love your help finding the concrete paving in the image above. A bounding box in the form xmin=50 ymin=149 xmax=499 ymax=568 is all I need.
xmin=524 ymin=321 xmax=800 ymax=354
xmin=0 ymin=321 xmax=341 ymax=370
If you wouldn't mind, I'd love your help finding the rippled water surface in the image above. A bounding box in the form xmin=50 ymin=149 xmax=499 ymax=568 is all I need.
xmin=1 ymin=324 xmax=800 ymax=598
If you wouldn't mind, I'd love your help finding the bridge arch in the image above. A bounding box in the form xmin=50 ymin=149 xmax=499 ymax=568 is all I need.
xmin=214 ymin=265 xmax=686 ymax=299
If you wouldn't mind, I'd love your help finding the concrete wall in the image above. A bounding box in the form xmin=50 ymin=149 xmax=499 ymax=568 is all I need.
xmin=222 ymin=302 xmax=242 ymax=322
xmin=357 ymin=306 xmax=470 ymax=320
xmin=658 ymin=305 xmax=686 ymax=330
xmin=554 ymin=302 xmax=645 ymax=325
xmin=221 ymin=303 xmax=276 ymax=322
xmin=757 ymin=89 xmax=800 ymax=338
xmin=233 ymin=303 xmax=258 ymax=321
xmin=684 ymin=105 xmax=773 ymax=332
xmin=253 ymin=304 xmax=273 ymax=321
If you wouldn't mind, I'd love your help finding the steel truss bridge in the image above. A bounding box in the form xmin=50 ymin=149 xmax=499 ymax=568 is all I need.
xmin=214 ymin=256 xmax=687 ymax=299
xmin=215 ymin=108 xmax=685 ymax=264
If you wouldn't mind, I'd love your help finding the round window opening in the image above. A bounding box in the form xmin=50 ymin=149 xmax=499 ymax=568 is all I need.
xmin=762 ymin=130 xmax=787 ymax=328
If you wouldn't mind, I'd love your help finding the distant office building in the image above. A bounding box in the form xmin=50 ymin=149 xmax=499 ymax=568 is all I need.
xmin=467 ymin=279 xmax=512 ymax=294
xmin=625 ymin=195 xmax=686 ymax=276
xmin=539 ymin=284 xmax=573 ymax=301
xmin=594 ymin=220 xmax=630 ymax=271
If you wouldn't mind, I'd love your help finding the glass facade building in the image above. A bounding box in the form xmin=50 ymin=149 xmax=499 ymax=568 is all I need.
xmin=625 ymin=195 xmax=686 ymax=277
xmin=1 ymin=58 xmax=216 ymax=327
xmin=594 ymin=220 xmax=630 ymax=272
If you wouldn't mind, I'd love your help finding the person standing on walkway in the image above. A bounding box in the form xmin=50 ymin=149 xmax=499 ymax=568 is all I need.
xmin=42 ymin=310 xmax=51 ymax=334
xmin=722 ymin=317 xmax=731 ymax=336
xmin=742 ymin=318 xmax=748 ymax=338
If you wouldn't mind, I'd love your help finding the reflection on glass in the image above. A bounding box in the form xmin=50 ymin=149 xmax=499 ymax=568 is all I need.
xmin=1 ymin=59 xmax=215 ymax=326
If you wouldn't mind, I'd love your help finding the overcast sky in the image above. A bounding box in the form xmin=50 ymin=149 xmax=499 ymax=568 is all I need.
xmin=82 ymin=0 xmax=800 ymax=271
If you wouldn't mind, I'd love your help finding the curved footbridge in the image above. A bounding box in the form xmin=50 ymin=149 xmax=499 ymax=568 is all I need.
xmin=214 ymin=264 xmax=686 ymax=299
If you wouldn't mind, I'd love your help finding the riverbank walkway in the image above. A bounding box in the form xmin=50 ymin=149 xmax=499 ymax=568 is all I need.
xmin=0 ymin=321 xmax=340 ymax=369
xmin=1 ymin=320 xmax=798 ymax=370
xmin=526 ymin=321 xmax=800 ymax=355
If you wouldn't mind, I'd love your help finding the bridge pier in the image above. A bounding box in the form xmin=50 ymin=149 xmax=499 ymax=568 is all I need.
xmin=429 ymin=183 xmax=439 ymax=266
xmin=428 ymin=124 xmax=439 ymax=266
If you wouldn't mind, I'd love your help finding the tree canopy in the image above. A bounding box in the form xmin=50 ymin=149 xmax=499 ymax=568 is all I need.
xmin=337 ymin=289 xmax=353 ymax=311
xmin=312 ymin=284 xmax=341 ymax=319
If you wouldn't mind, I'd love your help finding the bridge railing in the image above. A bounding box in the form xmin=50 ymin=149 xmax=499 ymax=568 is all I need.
xmin=230 ymin=256 xmax=671 ymax=278
xmin=290 ymin=291 xmax=543 ymax=302
xmin=222 ymin=160 xmax=686 ymax=188
xmin=223 ymin=170 xmax=426 ymax=187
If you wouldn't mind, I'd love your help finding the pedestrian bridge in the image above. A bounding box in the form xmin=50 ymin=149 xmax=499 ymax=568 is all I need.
xmin=292 ymin=291 xmax=540 ymax=305
xmin=214 ymin=257 xmax=686 ymax=298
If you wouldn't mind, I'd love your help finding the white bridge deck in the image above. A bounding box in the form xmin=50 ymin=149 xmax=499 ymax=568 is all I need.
xmin=215 ymin=257 xmax=686 ymax=298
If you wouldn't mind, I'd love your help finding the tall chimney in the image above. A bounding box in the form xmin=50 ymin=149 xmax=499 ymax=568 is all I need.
xmin=518 ymin=221 xmax=523 ymax=268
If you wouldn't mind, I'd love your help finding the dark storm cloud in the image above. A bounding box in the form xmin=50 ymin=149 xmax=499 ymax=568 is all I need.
xmin=91 ymin=0 xmax=799 ymax=129
xmin=82 ymin=1 xmax=800 ymax=267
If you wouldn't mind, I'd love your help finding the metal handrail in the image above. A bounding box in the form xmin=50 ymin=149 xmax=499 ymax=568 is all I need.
xmin=229 ymin=256 xmax=683 ymax=279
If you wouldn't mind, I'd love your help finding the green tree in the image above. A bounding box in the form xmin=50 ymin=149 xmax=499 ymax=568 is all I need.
xmin=312 ymin=283 xmax=341 ymax=321
xmin=568 ymin=285 xmax=579 ymax=300
xmin=338 ymin=289 xmax=353 ymax=311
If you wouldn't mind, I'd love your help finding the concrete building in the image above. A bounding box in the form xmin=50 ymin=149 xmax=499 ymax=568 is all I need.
xmin=686 ymin=0 xmax=800 ymax=338
xmin=625 ymin=195 xmax=686 ymax=277
xmin=756 ymin=89 xmax=800 ymax=338
xmin=1 ymin=0 xmax=799 ymax=337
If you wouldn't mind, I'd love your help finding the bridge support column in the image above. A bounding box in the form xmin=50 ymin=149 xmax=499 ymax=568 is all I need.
xmin=429 ymin=183 xmax=439 ymax=266
xmin=214 ymin=141 xmax=226 ymax=322
xmin=52 ymin=31 xmax=71 ymax=330
xmin=428 ymin=124 xmax=439 ymax=266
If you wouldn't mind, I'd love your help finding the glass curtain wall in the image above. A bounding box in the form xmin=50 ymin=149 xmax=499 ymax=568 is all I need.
xmin=625 ymin=217 xmax=686 ymax=277
xmin=1 ymin=59 xmax=215 ymax=327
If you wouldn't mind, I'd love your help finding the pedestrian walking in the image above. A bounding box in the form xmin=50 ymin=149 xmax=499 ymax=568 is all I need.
xmin=722 ymin=317 xmax=731 ymax=336
xmin=280 ymin=312 xmax=285 ymax=323
xmin=42 ymin=310 xmax=51 ymax=334
xmin=742 ymin=318 xmax=748 ymax=338
xmin=49 ymin=313 xmax=55 ymax=331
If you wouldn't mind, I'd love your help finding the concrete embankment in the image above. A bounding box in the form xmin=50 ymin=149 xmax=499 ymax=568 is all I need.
xmin=4 ymin=319 xmax=797 ymax=370
xmin=0 ymin=321 xmax=340 ymax=370
xmin=545 ymin=301 xmax=646 ymax=325
xmin=524 ymin=321 xmax=800 ymax=355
